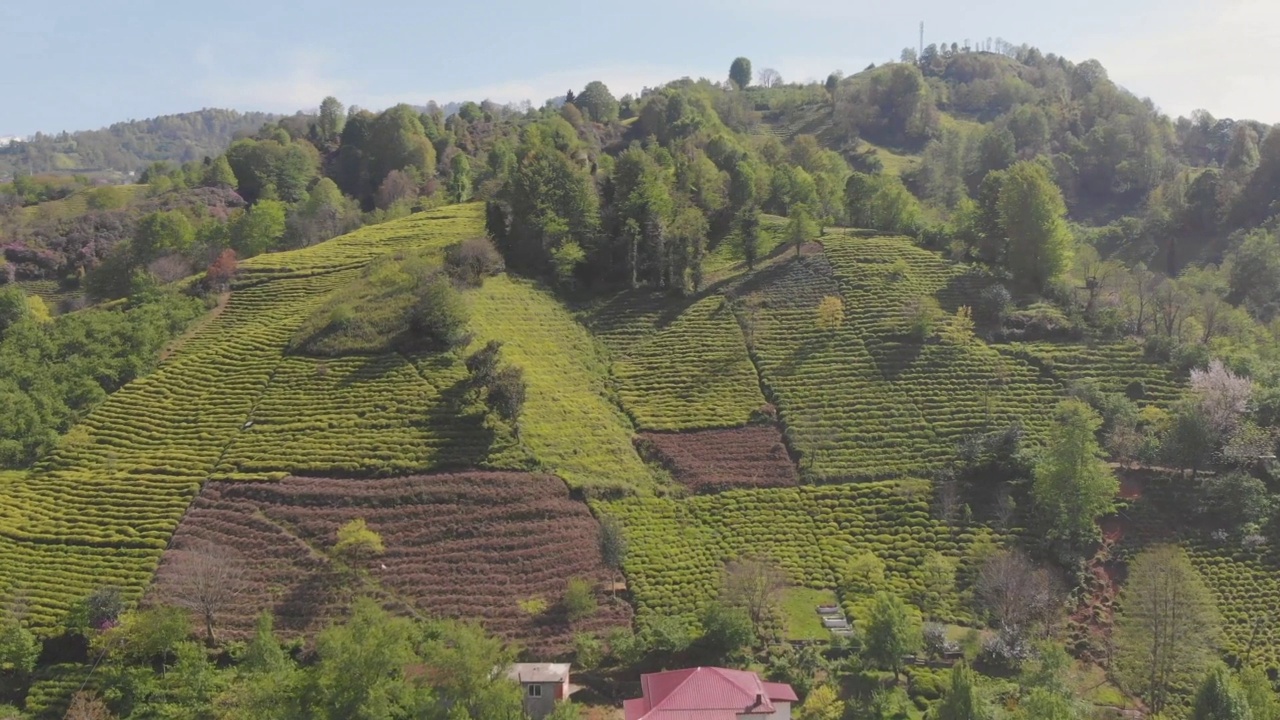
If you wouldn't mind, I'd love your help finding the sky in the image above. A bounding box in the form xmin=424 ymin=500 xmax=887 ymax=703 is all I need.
xmin=3 ymin=0 xmax=1278 ymax=138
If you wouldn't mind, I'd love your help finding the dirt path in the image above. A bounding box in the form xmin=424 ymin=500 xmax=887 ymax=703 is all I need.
xmin=159 ymin=291 xmax=230 ymax=363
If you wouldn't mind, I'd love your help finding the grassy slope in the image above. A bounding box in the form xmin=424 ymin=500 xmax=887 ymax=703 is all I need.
xmin=468 ymin=276 xmax=650 ymax=491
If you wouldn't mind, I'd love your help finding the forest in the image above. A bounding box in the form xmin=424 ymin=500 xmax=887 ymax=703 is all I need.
xmin=3 ymin=40 xmax=1280 ymax=720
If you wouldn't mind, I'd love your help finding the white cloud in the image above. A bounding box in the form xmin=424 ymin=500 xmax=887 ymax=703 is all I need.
xmin=191 ymin=45 xmax=353 ymax=113
xmin=1076 ymin=0 xmax=1280 ymax=121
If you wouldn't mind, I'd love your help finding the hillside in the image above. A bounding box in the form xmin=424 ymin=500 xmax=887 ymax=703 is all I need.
xmin=0 ymin=109 xmax=277 ymax=179
xmin=7 ymin=46 xmax=1280 ymax=720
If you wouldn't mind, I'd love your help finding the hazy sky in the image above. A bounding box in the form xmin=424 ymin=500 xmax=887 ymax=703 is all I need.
xmin=3 ymin=0 xmax=1277 ymax=137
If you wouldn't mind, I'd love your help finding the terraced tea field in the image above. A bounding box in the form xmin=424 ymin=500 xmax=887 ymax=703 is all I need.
xmin=598 ymin=480 xmax=1002 ymax=630
xmin=613 ymin=295 xmax=765 ymax=431
xmin=467 ymin=276 xmax=650 ymax=491
xmin=744 ymin=237 xmax=1060 ymax=480
xmin=0 ymin=208 xmax=498 ymax=629
xmin=150 ymin=473 xmax=630 ymax=654
xmin=212 ymin=354 xmax=504 ymax=481
xmin=997 ymin=341 xmax=1183 ymax=407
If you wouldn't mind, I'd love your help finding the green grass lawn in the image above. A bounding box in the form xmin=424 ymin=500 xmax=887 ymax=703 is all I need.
xmin=780 ymin=587 xmax=838 ymax=641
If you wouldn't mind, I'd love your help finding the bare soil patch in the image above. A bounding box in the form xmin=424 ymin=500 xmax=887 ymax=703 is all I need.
xmin=149 ymin=472 xmax=631 ymax=654
xmin=636 ymin=426 xmax=798 ymax=493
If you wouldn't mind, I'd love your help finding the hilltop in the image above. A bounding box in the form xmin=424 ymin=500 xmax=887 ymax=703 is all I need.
xmin=3 ymin=44 xmax=1280 ymax=720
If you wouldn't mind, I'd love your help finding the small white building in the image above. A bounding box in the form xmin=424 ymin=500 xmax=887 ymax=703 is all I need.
xmin=506 ymin=662 xmax=573 ymax=719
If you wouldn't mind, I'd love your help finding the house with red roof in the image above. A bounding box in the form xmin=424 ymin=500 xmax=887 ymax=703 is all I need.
xmin=624 ymin=667 xmax=799 ymax=720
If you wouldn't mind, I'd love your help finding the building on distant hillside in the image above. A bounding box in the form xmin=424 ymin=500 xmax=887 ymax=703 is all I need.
xmin=624 ymin=667 xmax=798 ymax=720
xmin=506 ymin=662 xmax=573 ymax=719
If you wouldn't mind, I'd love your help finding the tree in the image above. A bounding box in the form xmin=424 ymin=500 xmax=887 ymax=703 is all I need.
xmin=862 ymin=591 xmax=922 ymax=679
xmin=699 ymin=602 xmax=756 ymax=664
xmin=232 ymin=199 xmax=287 ymax=257
xmin=0 ymin=286 xmax=30 ymax=338
xmin=449 ymin=153 xmax=473 ymax=203
xmin=205 ymin=249 xmax=238 ymax=292
xmin=998 ymin=161 xmax=1074 ymax=293
xmin=333 ymin=518 xmax=385 ymax=565
xmin=919 ymin=552 xmax=956 ymax=618
xmin=936 ymin=664 xmax=992 ymax=720
xmin=576 ymin=81 xmax=620 ymax=123
xmin=0 ymin=614 xmax=38 ymax=676
xmin=563 ymin=578 xmax=598 ymax=622
xmin=730 ymin=57 xmax=753 ymax=89
xmin=1189 ymin=360 xmax=1252 ymax=442
xmin=941 ymin=306 xmax=975 ymax=346
xmin=721 ymin=557 xmax=787 ymax=637
xmin=737 ymin=208 xmax=762 ymax=270
xmin=374 ymin=168 xmax=418 ymax=210
xmin=64 ymin=691 xmax=116 ymax=720
xmin=486 ymin=365 xmax=526 ymax=425
xmin=757 ymin=68 xmax=784 ymax=88
xmin=1032 ymin=399 xmax=1118 ymax=561
xmin=797 ymin=685 xmax=843 ymax=720
xmin=599 ymin=515 xmax=628 ymax=598
xmin=1194 ymin=665 xmax=1256 ymax=720
xmin=841 ymin=551 xmax=886 ymax=597
xmin=134 ymin=210 xmax=195 ymax=263
xmin=816 ymin=296 xmax=845 ymax=331
xmin=825 ymin=73 xmax=840 ymax=97
xmin=241 ymin=612 xmax=289 ymax=674
xmin=298 ymin=597 xmax=426 ymax=720
xmin=788 ymin=204 xmax=817 ymax=257
xmin=203 ymin=154 xmax=238 ymax=189
xmin=1238 ymin=665 xmax=1280 ymax=720
xmin=317 ymin=96 xmax=346 ymax=144
xmin=1114 ymin=544 xmax=1222 ymax=715
xmin=165 ymin=541 xmax=245 ymax=645
xmin=975 ymin=550 xmax=1063 ymax=641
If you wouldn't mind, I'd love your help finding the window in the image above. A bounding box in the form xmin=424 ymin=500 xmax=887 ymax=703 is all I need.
xmin=528 ymin=685 xmax=543 ymax=698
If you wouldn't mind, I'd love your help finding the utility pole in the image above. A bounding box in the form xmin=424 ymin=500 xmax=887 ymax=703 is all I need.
xmin=919 ymin=22 xmax=924 ymax=61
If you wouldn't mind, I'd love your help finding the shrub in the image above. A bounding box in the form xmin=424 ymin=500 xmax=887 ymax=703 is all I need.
xmin=487 ymin=366 xmax=527 ymax=424
xmin=333 ymin=518 xmax=385 ymax=564
xmin=444 ymin=237 xmax=505 ymax=287
xmin=564 ymin=577 xmax=598 ymax=622
xmin=408 ymin=272 xmax=470 ymax=350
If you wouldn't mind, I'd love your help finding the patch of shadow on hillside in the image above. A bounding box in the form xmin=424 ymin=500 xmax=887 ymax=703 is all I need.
xmin=417 ymin=377 xmax=497 ymax=469
xmin=865 ymin=337 xmax=926 ymax=381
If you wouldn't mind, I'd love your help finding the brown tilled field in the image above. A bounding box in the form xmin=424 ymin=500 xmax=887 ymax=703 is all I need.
xmin=149 ymin=472 xmax=631 ymax=655
xmin=636 ymin=426 xmax=798 ymax=493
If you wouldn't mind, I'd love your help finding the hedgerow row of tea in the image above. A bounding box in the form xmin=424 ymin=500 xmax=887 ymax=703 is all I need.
xmin=1185 ymin=544 xmax=1280 ymax=672
xmin=597 ymin=480 xmax=1002 ymax=630
xmin=613 ymin=295 xmax=765 ymax=431
xmin=998 ymin=341 xmax=1183 ymax=407
xmin=212 ymin=354 xmax=501 ymax=480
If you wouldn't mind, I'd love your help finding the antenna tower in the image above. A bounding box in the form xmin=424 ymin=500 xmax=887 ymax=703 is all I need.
xmin=919 ymin=22 xmax=924 ymax=59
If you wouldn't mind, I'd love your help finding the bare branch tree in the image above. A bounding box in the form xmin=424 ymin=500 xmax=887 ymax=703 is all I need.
xmin=975 ymin=549 xmax=1064 ymax=640
xmin=721 ymin=557 xmax=788 ymax=637
xmin=166 ymin=541 xmax=245 ymax=645
xmin=756 ymin=68 xmax=784 ymax=88
xmin=64 ymin=690 xmax=116 ymax=720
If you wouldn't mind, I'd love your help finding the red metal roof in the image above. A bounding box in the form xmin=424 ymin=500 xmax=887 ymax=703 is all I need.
xmin=624 ymin=667 xmax=797 ymax=720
